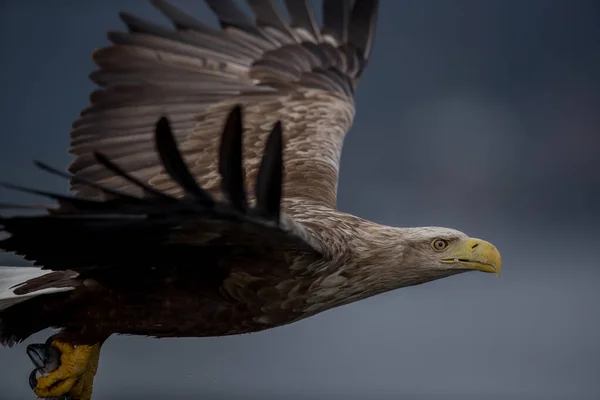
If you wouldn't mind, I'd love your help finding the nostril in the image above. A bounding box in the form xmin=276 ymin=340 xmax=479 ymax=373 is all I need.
xmin=471 ymin=243 xmax=479 ymax=250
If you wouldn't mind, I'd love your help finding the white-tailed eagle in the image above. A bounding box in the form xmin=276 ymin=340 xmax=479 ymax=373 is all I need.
xmin=0 ymin=1 xmax=501 ymax=399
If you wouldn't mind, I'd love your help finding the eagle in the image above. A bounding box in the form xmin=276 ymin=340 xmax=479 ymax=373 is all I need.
xmin=0 ymin=1 xmax=502 ymax=399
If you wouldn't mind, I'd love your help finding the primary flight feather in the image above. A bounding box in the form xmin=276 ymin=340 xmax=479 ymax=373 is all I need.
xmin=0 ymin=1 xmax=501 ymax=400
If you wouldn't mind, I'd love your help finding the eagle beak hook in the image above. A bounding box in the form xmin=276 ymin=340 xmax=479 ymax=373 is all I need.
xmin=441 ymin=237 xmax=502 ymax=276
xmin=466 ymin=238 xmax=502 ymax=276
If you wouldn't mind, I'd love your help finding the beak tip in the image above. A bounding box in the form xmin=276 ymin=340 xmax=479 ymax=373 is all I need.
xmin=464 ymin=238 xmax=502 ymax=276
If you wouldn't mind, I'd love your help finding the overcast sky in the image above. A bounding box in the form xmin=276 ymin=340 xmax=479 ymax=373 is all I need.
xmin=1 ymin=1 xmax=599 ymax=399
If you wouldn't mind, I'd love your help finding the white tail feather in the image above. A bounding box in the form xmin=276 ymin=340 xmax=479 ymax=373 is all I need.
xmin=0 ymin=266 xmax=74 ymax=311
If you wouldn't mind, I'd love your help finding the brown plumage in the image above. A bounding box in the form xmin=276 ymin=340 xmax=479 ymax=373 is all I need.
xmin=1 ymin=105 xmax=485 ymax=343
xmin=0 ymin=2 xmax=501 ymax=398
xmin=70 ymin=0 xmax=378 ymax=213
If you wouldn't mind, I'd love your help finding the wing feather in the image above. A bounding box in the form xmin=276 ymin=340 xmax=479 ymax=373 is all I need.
xmin=218 ymin=106 xmax=248 ymax=212
xmin=255 ymin=121 xmax=283 ymax=223
xmin=67 ymin=0 xmax=380 ymax=215
xmin=322 ymin=0 xmax=352 ymax=45
xmin=0 ymin=107 xmax=321 ymax=277
xmin=248 ymin=0 xmax=299 ymax=43
xmin=150 ymin=0 xmax=213 ymax=32
xmin=284 ymin=0 xmax=322 ymax=42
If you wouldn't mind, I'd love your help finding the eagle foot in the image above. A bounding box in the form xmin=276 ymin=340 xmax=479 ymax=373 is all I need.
xmin=27 ymin=338 xmax=100 ymax=400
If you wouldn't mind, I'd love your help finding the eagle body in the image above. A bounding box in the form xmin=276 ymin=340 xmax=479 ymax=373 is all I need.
xmin=0 ymin=2 xmax=502 ymax=398
xmin=2 ymin=207 xmax=468 ymax=344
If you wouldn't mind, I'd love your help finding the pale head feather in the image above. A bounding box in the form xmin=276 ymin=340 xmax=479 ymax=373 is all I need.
xmin=303 ymin=222 xmax=476 ymax=314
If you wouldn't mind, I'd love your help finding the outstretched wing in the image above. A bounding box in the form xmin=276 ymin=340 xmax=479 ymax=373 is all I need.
xmin=0 ymin=106 xmax=322 ymax=282
xmin=69 ymin=0 xmax=379 ymax=215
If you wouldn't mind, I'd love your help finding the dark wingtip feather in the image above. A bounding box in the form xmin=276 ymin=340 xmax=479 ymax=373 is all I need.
xmin=322 ymin=0 xmax=352 ymax=44
xmin=0 ymin=182 xmax=67 ymax=203
xmin=33 ymin=160 xmax=68 ymax=178
xmin=33 ymin=160 xmax=137 ymax=202
xmin=118 ymin=11 xmax=148 ymax=33
xmin=254 ymin=120 xmax=283 ymax=224
xmin=0 ymin=163 xmax=115 ymax=214
xmin=247 ymin=0 xmax=297 ymax=40
xmin=154 ymin=116 xmax=215 ymax=206
xmin=218 ymin=105 xmax=248 ymax=213
xmin=284 ymin=0 xmax=321 ymax=41
xmin=0 ymin=179 xmax=125 ymax=214
xmin=0 ymin=318 xmax=19 ymax=348
xmin=151 ymin=0 xmax=213 ymax=32
xmin=0 ymin=203 xmax=50 ymax=210
xmin=91 ymin=151 xmax=171 ymax=201
xmin=20 ymin=159 xmax=142 ymax=207
xmin=117 ymin=11 xmax=181 ymax=40
xmin=348 ymin=0 xmax=380 ymax=61
xmin=204 ymin=0 xmax=260 ymax=35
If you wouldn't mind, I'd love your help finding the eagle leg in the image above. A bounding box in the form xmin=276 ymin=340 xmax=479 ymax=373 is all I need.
xmin=28 ymin=339 xmax=101 ymax=400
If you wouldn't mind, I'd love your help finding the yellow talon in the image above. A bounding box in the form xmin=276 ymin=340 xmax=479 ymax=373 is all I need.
xmin=34 ymin=340 xmax=101 ymax=400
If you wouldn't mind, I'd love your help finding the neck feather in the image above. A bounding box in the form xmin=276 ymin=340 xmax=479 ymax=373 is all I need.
xmin=301 ymin=214 xmax=459 ymax=313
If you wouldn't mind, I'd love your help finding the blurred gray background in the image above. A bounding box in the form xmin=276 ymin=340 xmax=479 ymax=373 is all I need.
xmin=1 ymin=0 xmax=599 ymax=399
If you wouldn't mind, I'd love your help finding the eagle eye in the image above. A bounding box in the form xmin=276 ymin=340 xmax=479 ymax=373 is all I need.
xmin=431 ymin=239 xmax=449 ymax=251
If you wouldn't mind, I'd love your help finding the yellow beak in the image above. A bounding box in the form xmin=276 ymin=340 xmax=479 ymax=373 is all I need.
xmin=441 ymin=238 xmax=502 ymax=276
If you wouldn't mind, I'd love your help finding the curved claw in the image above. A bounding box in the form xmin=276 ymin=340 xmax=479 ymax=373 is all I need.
xmin=27 ymin=345 xmax=47 ymax=369
xmin=26 ymin=337 xmax=72 ymax=399
xmin=29 ymin=368 xmax=71 ymax=400
xmin=25 ymin=338 xmax=100 ymax=400
xmin=26 ymin=342 xmax=61 ymax=374
xmin=29 ymin=368 xmax=39 ymax=390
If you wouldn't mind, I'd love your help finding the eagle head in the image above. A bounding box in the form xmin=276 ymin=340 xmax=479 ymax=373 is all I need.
xmin=400 ymin=227 xmax=502 ymax=277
